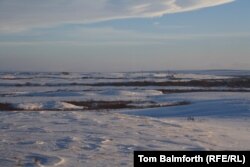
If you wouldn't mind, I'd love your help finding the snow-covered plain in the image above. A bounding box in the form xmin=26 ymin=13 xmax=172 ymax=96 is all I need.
xmin=0 ymin=70 xmax=250 ymax=167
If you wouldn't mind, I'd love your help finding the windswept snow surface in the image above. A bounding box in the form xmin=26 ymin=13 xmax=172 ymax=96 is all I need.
xmin=0 ymin=70 xmax=250 ymax=167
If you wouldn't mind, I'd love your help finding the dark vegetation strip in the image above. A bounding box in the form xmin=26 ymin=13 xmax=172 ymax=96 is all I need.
xmin=1 ymin=78 xmax=250 ymax=88
xmin=158 ymin=89 xmax=250 ymax=94
xmin=0 ymin=100 xmax=191 ymax=111
xmin=0 ymin=103 xmax=15 ymax=111
xmin=65 ymin=100 xmax=134 ymax=110
xmin=61 ymin=100 xmax=191 ymax=110
xmin=92 ymin=78 xmax=250 ymax=88
xmin=0 ymin=76 xmax=127 ymax=80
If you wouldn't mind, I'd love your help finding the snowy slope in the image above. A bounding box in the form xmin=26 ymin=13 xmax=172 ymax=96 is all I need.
xmin=0 ymin=70 xmax=249 ymax=166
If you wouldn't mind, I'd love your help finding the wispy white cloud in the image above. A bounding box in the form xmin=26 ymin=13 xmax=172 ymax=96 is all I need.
xmin=0 ymin=0 xmax=234 ymax=33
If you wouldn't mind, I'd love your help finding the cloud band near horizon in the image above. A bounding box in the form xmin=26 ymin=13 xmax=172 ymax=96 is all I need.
xmin=0 ymin=0 xmax=234 ymax=33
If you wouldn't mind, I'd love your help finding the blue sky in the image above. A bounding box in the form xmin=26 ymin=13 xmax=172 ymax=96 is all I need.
xmin=0 ymin=0 xmax=249 ymax=72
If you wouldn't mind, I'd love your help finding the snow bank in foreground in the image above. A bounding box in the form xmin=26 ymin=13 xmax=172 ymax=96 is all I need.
xmin=0 ymin=111 xmax=249 ymax=167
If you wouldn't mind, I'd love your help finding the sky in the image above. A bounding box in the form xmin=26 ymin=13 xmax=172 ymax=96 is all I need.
xmin=0 ymin=0 xmax=249 ymax=72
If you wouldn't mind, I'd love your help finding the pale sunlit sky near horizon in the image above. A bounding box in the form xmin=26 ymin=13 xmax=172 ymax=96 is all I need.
xmin=0 ymin=0 xmax=249 ymax=72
